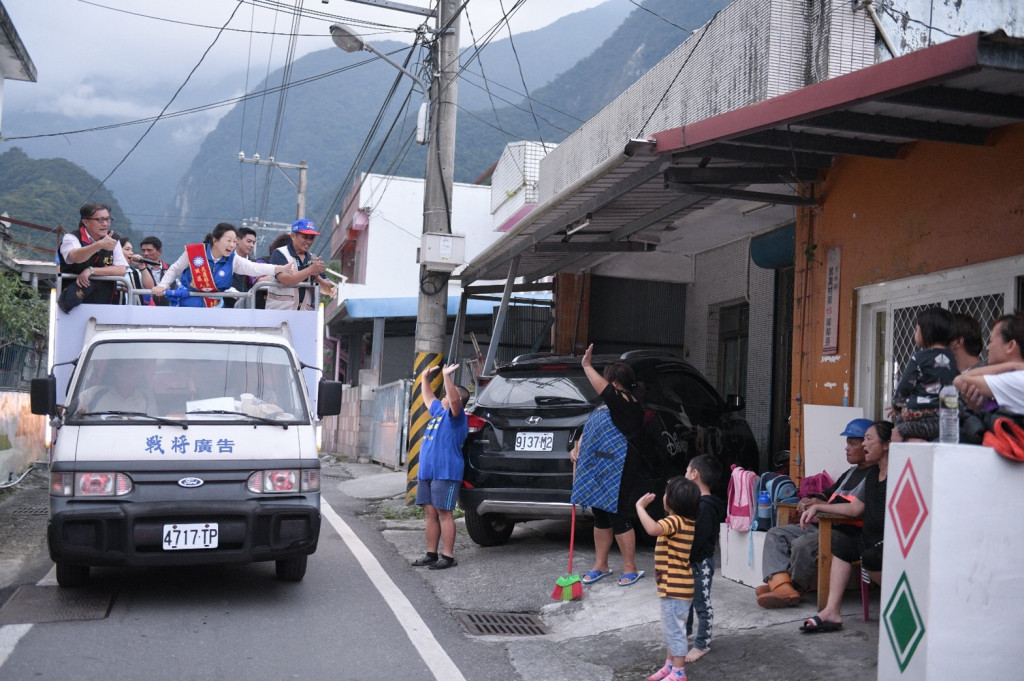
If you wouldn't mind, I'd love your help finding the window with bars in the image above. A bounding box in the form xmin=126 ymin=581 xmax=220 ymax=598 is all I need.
xmin=717 ymin=302 xmax=749 ymax=400
xmin=857 ymin=259 xmax=1022 ymax=420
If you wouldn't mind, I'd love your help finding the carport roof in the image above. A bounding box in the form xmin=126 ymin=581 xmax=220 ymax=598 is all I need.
xmin=459 ymin=31 xmax=1024 ymax=285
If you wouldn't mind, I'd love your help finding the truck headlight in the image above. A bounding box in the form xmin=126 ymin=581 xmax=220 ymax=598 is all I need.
xmin=247 ymin=469 xmax=320 ymax=494
xmin=51 ymin=472 xmax=133 ymax=497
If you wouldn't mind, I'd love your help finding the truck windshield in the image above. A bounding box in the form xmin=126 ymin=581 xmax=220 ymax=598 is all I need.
xmin=67 ymin=341 xmax=309 ymax=424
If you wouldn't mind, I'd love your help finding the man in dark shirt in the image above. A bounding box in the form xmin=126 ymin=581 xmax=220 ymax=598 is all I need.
xmin=756 ymin=418 xmax=874 ymax=608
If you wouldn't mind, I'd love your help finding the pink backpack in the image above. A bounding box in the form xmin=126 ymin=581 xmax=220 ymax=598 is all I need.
xmin=799 ymin=469 xmax=835 ymax=499
xmin=726 ymin=464 xmax=758 ymax=531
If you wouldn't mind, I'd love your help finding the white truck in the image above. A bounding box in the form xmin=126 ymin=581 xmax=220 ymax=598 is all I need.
xmin=30 ymin=300 xmax=342 ymax=587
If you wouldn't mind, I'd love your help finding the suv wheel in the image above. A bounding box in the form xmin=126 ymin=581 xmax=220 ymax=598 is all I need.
xmin=464 ymin=509 xmax=515 ymax=546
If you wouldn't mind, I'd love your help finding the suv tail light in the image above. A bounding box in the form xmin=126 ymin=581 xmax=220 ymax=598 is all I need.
xmin=466 ymin=413 xmax=487 ymax=434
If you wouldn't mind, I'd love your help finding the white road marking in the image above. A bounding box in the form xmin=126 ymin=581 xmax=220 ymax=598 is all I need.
xmin=2 ymin=512 xmax=463 ymax=681
xmin=0 ymin=565 xmax=55 ymax=668
xmin=320 ymin=500 xmax=466 ymax=681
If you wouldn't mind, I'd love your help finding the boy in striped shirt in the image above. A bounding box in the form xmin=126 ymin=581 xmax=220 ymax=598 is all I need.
xmin=636 ymin=476 xmax=701 ymax=681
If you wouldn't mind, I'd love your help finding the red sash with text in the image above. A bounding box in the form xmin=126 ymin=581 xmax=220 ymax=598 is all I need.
xmin=185 ymin=243 xmax=220 ymax=308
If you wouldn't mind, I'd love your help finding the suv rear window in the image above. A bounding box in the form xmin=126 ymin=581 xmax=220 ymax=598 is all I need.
xmin=476 ymin=371 xmax=599 ymax=409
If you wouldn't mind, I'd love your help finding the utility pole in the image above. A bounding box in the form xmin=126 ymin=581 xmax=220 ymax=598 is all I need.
xmin=237 ymin=152 xmax=309 ymax=220
xmin=415 ymin=2 xmax=460 ymax=360
xmin=327 ymin=1 xmax=461 ymax=504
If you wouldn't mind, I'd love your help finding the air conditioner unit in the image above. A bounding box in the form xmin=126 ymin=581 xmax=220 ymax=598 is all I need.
xmin=419 ymin=232 xmax=465 ymax=272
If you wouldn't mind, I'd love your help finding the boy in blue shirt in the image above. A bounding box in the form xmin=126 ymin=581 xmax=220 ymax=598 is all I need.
xmin=412 ymin=364 xmax=470 ymax=570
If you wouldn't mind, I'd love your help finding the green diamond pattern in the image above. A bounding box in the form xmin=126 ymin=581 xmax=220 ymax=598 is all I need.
xmin=883 ymin=572 xmax=925 ymax=673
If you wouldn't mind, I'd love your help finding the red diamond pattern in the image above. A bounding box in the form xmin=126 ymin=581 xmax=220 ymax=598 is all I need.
xmin=888 ymin=459 xmax=929 ymax=558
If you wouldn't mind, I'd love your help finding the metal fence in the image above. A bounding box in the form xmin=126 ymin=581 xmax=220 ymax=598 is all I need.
xmin=369 ymin=379 xmax=411 ymax=470
xmin=0 ymin=332 xmax=45 ymax=391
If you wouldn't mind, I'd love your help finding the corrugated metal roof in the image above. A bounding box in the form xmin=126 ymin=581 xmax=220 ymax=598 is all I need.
xmin=460 ymin=32 xmax=1024 ymax=286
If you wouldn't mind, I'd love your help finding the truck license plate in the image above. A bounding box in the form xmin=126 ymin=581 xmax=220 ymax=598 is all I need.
xmin=163 ymin=523 xmax=219 ymax=550
xmin=515 ymin=432 xmax=553 ymax=451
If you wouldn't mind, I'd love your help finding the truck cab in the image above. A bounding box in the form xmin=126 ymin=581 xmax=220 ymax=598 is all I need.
xmin=31 ymin=300 xmax=342 ymax=587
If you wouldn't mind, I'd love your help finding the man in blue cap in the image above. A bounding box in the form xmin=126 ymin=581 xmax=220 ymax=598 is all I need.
xmin=755 ymin=417 xmax=875 ymax=608
xmin=265 ymin=218 xmax=337 ymax=310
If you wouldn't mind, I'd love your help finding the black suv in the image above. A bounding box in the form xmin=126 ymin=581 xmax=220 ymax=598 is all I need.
xmin=460 ymin=351 xmax=760 ymax=546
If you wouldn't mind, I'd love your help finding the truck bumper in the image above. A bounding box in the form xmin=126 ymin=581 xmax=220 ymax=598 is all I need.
xmin=48 ymin=499 xmax=319 ymax=568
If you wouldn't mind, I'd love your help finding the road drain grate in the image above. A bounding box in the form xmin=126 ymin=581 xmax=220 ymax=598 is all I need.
xmin=0 ymin=585 xmax=114 ymax=625
xmin=455 ymin=611 xmax=548 ymax=636
xmin=11 ymin=506 xmax=48 ymax=515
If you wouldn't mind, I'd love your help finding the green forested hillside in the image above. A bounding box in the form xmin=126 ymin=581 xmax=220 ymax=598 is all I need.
xmin=166 ymin=0 xmax=728 ymax=252
xmin=0 ymin=147 xmax=134 ymax=260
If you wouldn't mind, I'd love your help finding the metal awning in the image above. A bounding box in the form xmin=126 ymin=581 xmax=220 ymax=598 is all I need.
xmin=459 ymin=31 xmax=1024 ymax=286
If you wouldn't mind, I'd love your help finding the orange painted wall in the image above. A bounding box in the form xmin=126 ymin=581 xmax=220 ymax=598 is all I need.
xmin=789 ymin=124 xmax=1024 ymax=460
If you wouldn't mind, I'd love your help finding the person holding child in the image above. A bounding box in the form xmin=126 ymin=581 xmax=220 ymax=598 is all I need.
xmin=682 ymin=454 xmax=724 ymax=663
xmin=891 ymin=307 xmax=959 ymax=441
xmin=636 ymin=476 xmax=701 ymax=681
xmin=799 ymin=420 xmax=892 ymax=633
xmin=954 ymin=313 xmax=1024 ymax=414
xmin=570 ymin=343 xmax=647 ymax=587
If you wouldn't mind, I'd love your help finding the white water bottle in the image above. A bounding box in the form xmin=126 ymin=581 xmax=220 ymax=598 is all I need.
xmin=939 ymin=384 xmax=959 ymax=444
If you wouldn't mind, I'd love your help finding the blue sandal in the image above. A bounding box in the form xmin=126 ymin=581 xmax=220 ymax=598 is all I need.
xmin=581 ymin=570 xmax=612 ymax=584
xmin=618 ymin=570 xmax=645 ymax=586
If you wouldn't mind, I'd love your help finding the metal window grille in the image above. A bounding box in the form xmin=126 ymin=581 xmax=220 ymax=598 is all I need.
xmin=890 ymin=294 xmax=1004 ymax=397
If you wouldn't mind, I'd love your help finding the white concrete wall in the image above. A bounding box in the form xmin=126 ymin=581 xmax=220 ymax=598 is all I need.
xmin=539 ymin=0 xmax=874 ymax=202
xmin=873 ymin=0 xmax=1022 ymax=58
xmin=0 ymin=391 xmax=45 ymax=481
xmin=684 ymin=238 xmax=775 ymax=462
xmin=345 ymin=174 xmax=495 ymax=300
xmin=880 ymin=443 xmax=1024 ymax=678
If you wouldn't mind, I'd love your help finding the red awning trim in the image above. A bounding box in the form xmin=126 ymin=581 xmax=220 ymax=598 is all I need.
xmin=652 ymin=32 xmax=984 ymax=155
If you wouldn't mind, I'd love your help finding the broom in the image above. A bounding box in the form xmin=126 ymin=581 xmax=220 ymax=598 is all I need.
xmin=550 ymin=501 xmax=583 ymax=601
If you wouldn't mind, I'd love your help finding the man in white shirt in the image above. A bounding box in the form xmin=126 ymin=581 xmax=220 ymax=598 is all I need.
xmin=953 ymin=314 xmax=1024 ymax=414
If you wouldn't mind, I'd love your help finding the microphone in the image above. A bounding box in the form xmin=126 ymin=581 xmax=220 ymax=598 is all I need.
xmin=134 ymin=257 xmax=161 ymax=266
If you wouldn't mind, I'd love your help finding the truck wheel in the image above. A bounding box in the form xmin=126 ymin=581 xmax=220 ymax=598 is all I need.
xmin=275 ymin=555 xmax=308 ymax=582
xmin=56 ymin=562 xmax=90 ymax=588
xmin=464 ymin=509 xmax=514 ymax=546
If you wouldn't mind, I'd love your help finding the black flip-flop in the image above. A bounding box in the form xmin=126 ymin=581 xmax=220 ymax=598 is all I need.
xmin=800 ymin=615 xmax=842 ymax=633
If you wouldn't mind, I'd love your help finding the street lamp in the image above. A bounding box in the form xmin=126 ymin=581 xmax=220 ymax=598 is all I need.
xmin=329 ymin=23 xmax=429 ymax=144
xmin=329 ymin=23 xmax=427 ymax=93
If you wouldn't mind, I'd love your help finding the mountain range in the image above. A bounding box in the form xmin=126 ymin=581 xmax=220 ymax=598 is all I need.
xmin=1 ymin=0 xmax=729 ymax=259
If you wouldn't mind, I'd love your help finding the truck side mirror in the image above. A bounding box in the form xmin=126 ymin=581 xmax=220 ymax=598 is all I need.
xmin=726 ymin=394 xmax=745 ymax=412
xmin=31 ymin=376 xmax=57 ymax=416
xmin=316 ymin=379 xmax=344 ymax=418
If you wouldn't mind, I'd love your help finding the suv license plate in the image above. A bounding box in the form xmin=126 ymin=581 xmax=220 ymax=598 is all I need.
xmin=516 ymin=432 xmax=553 ymax=452
xmin=163 ymin=523 xmax=219 ymax=550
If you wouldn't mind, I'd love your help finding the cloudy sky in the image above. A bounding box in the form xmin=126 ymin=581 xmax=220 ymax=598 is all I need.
xmin=3 ymin=0 xmax=610 ymax=124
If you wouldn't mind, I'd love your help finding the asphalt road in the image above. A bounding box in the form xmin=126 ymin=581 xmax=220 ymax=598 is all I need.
xmin=0 ymin=460 xmax=882 ymax=681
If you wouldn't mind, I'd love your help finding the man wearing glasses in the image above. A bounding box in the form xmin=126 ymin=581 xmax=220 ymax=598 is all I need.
xmin=58 ymin=202 xmax=128 ymax=310
xmin=265 ymin=218 xmax=336 ymax=311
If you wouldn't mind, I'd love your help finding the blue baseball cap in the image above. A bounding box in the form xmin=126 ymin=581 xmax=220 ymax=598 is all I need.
xmin=291 ymin=218 xmax=320 ymax=236
xmin=840 ymin=418 xmax=874 ymax=438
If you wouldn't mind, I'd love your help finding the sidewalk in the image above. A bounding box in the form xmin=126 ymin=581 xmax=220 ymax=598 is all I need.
xmin=331 ymin=459 xmax=880 ymax=681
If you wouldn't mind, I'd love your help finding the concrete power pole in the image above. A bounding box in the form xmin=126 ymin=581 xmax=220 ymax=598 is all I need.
xmin=415 ymin=2 xmax=460 ymax=358
xmin=238 ymin=153 xmax=309 ymax=220
xmin=405 ymin=1 xmax=461 ymax=503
